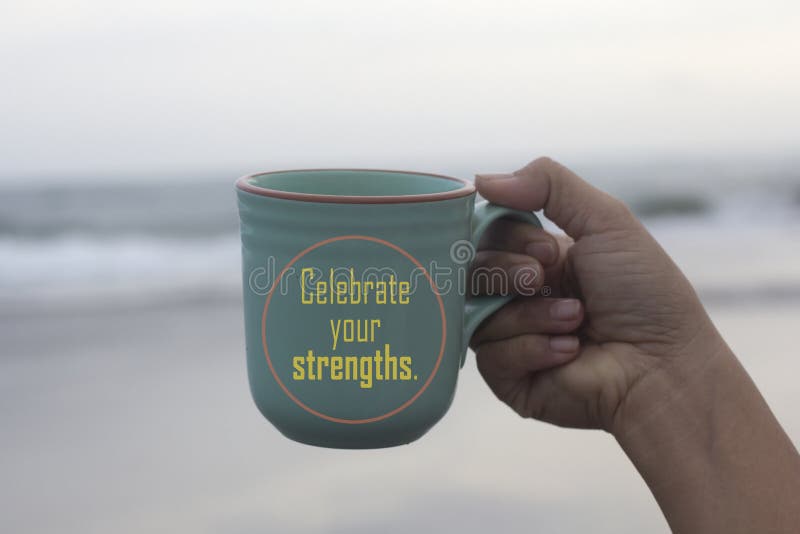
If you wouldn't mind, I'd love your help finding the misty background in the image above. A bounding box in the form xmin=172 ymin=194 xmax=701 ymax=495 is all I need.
xmin=1 ymin=1 xmax=799 ymax=533
xmin=2 ymin=0 xmax=799 ymax=179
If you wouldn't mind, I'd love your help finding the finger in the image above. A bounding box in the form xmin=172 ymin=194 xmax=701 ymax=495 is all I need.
xmin=470 ymin=297 xmax=584 ymax=347
xmin=475 ymin=157 xmax=639 ymax=239
xmin=475 ymin=334 xmax=580 ymax=379
xmin=477 ymin=218 xmax=561 ymax=267
xmin=468 ymin=250 xmax=543 ymax=296
xmin=541 ymin=233 xmax=575 ymax=298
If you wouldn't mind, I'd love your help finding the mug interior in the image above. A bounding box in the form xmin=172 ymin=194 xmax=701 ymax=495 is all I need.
xmin=236 ymin=169 xmax=475 ymax=203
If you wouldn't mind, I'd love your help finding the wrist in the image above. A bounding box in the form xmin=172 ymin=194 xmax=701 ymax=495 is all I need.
xmin=611 ymin=330 xmax=739 ymax=446
xmin=611 ymin=330 xmax=800 ymax=533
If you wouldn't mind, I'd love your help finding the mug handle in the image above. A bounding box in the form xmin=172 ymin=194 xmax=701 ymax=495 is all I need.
xmin=460 ymin=201 xmax=543 ymax=367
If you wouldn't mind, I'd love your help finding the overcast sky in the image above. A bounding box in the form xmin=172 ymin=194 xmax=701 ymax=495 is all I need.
xmin=1 ymin=0 xmax=798 ymax=183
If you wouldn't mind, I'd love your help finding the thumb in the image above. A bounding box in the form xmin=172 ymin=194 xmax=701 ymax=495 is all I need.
xmin=475 ymin=157 xmax=637 ymax=239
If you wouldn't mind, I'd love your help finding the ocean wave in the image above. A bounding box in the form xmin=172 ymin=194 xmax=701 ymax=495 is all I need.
xmin=0 ymin=181 xmax=239 ymax=239
xmin=0 ymin=234 xmax=241 ymax=303
xmin=0 ymin=175 xmax=799 ymax=239
xmin=629 ymin=195 xmax=712 ymax=218
xmin=1 ymin=175 xmax=799 ymax=309
xmin=1 ymin=219 xmax=799 ymax=311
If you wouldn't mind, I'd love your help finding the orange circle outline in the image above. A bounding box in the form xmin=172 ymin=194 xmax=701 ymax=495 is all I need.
xmin=261 ymin=235 xmax=447 ymax=425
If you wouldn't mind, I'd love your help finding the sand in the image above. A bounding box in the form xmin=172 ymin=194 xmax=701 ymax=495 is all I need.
xmin=1 ymin=297 xmax=798 ymax=534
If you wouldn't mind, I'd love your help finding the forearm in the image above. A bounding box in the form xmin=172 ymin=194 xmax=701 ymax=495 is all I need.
xmin=614 ymin=343 xmax=800 ymax=534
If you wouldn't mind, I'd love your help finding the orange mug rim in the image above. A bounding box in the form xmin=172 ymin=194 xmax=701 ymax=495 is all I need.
xmin=235 ymin=168 xmax=476 ymax=204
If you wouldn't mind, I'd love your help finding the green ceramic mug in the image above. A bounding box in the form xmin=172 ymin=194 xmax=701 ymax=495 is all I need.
xmin=236 ymin=169 xmax=541 ymax=448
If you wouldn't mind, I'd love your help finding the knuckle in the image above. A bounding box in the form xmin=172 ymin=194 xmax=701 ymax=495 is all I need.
xmin=518 ymin=299 xmax=549 ymax=328
xmin=469 ymin=327 xmax=485 ymax=348
xmin=543 ymin=231 xmax=560 ymax=249
xmin=519 ymin=156 xmax=556 ymax=176
xmin=515 ymin=298 xmax=536 ymax=324
xmin=599 ymin=194 xmax=639 ymax=229
xmin=473 ymin=348 xmax=491 ymax=374
xmin=472 ymin=249 xmax=492 ymax=264
xmin=518 ymin=334 xmax=544 ymax=355
xmin=532 ymin=156 xmax=556 ymax=168
xmin=608 ymin=194 xmax=634 ymax=216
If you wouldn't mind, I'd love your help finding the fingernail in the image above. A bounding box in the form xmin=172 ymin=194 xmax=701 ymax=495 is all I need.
xmin=550 ymin=335 xmax=579 ymax=353
xmin=550 ymin=299 xmax=580 ymax=321
xmin=526 ymin=241 xmax=556 ymax=264
xmin=475 ymin=172 xmax=513 ymax=181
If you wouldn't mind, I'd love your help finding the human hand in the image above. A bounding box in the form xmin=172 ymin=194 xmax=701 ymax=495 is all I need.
xmin=469 ymin=157 xmax=730 ymax=433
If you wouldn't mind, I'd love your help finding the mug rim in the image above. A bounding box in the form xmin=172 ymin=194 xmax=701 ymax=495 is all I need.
xmin=235 ymin=168 xmax=476 ymax=204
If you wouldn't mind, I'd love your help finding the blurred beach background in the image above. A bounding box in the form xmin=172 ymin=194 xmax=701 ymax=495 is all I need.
xmin=1 ymin=1 xmax=799 ymax=533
